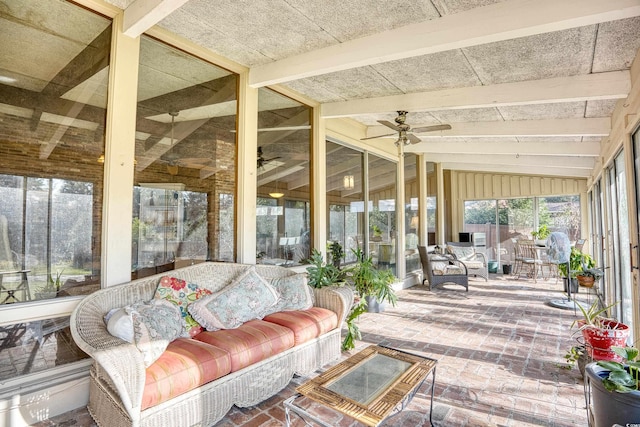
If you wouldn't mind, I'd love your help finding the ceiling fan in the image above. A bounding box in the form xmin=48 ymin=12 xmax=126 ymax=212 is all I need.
xmin=361 ymin=111 xmax=451 ymax=146
xmin=257 ymin=146 xmax=281 ymax=169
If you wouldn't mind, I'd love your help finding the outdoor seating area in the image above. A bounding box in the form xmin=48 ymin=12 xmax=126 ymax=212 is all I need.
xmin=41 ymin=273 xmax=587 ymax=427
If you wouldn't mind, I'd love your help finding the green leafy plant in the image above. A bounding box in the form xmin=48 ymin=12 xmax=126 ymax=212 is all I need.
xmin=558 ymin=247 xmax=595 ymax=278
xmin=572 ymin=299 xmax=620 ymax=331
xmin=531 ymin=224 xmax=551 ymax=240
xmin=328 ymin=241 xmax=345 ymax=269
xmin=577 ymin=267 xmax=604 ymax=280
xmin=561 ymin=345 xmax=585 ymax=370
xmin=305 ymin=249 xmax=343 ymax=288
xmin=44 ymin=270 xmax=64 ymax=293
xmin=598 ymin=346 xmax=640 ymax=393
xmin=371 ymin=225 xmax=382 ymax=238
xmin=341 ymin=248 xmax=397 ymax=350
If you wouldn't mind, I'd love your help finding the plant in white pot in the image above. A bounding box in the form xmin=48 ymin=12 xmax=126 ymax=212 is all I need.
xmin=586 ymin=346 xmax=640 ymax=427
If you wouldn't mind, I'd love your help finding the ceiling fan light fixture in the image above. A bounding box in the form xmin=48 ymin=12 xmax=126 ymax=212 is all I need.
xmin=269 ymin=191 xmax=284 ymax=199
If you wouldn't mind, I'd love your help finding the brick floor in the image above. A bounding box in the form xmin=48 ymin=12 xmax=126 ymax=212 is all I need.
xmin=37 ymin=275 xmax=589 ymax=426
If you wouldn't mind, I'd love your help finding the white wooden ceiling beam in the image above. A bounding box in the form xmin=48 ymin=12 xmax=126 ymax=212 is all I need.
xmin=323 ymin=71 xmax=630 ymax=117
xmin=438 ymin=162 xmax=592 ymax=178
xmin=249 ymin=0 xmax=640 ymax=87
xmin=405 ymin=141 xmax=601 ymax=156
xmin=426 ymin=153 xmax=595 ymax=169
xmin=123 ymin=0 xmax=191 ymax=38
xmin=366 ymin=118 xmax=610 ymax=139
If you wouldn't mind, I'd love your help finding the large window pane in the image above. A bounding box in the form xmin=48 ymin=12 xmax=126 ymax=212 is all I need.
xmin=0 ymin=0 xmax=110 ymax=378
xmin=404 ymin=155 xmax=420 ymax=273
xmin=255 ymin=88 xmax=311 ymax=267
xmin=538 ymin=196 xmax=581 ymax=241
xmin=133 ymin=37 xmax=237 ymax=277
xmin=368 ymin=154 xmax=397 ymax=274
xmin=327 ymin=142 xmax=364 ymax=265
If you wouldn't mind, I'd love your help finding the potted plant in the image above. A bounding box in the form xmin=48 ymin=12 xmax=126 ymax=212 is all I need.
xmin=573 ymin=299 xmax=630 ymax=362
xmin=576 ymin=266 xmax=604 ymax=288
xmin=531 ymin=224 xmax=551 ymax=245
xmin=327 ymin=241 xmax=345 ymax=269
xmin=341 ymin=248 xmax=397 ymax=351
xmin=585 ymin=346 xmax=640 ymax=426
xmin=558 ymin=247 xmax=595 ymax=293
xmin=371 ymin=225 xmax=383 ymax=242
xmin=305 ymin=248 xmax=344 ymax=288
xmin=36 ymin=270 xmax=63 ymax=300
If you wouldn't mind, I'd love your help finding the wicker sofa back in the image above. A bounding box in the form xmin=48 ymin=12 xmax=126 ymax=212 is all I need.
xmin=71 ymin=262 xmax=353 ymax=427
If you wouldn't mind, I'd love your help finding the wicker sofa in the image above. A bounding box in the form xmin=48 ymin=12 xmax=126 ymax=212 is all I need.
xmin=70 ymin=262 xmax=353 ymax=427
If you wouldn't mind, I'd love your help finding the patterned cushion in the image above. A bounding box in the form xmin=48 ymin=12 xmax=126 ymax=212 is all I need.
xmin=106 ymin=299 xmax=183 ymax=367
xmin=154 ymin=276 xmax=212 ymax=337
xmin=267 ymin=274 xmax=313 ymax=314
xmin=263 ymin=308 xmax=338 ymax=345
xmin=142 ymin=338 xmax=231 ymax=410
xmin=461 ymin=260 xmax=484 ymax=269
xmin=188 ymin=267 xmax=278 ymax=330
xmin=194 ymin=319 xmax=294 ymax=372
xmin=447 ymin=245 xmax=475 ymax=261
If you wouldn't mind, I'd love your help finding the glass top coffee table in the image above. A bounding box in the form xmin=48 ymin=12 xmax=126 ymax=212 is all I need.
xmin=284 ymin=345 xmax=437 ymax=426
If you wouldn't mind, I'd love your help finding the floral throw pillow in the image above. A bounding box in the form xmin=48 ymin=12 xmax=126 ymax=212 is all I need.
xmin=154 ymin=276 xmax=212 ymax=337
xmin=188 ymin=267 xmax=278 ymax=330
xmin=106 ymin=299 xmax=182 ymax=367
xmin=266 ymin=274 xmax=313 ymax=314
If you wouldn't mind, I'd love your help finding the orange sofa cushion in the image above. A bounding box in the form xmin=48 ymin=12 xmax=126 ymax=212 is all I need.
xmin=194 ymin=319 xmax=294 ymax=372
xmin=263 ymin=308 xmax=338 ymax=345
xmin=142 ymin=338 xmax=231 ymax=410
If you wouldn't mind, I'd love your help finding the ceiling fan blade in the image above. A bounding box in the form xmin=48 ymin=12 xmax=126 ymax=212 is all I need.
xmin=361 ymin=132 xmax=396 ymax=141
xmin=411 ymin=124 xmax=452 ymax=134
xmin=377 ymin=120 xmax=402 ymax=131
xmin=264 ymin=156 xmax=282 ymax=162
xmin=407 ymin=133 xmax=422 ymax=144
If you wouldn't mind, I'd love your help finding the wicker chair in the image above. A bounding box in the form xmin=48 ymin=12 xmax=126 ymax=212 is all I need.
xmin=418 ymin=246 xmax=468 ymax=291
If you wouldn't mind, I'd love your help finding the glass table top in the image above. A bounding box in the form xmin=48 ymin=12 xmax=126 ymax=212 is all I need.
xmin=325 ymin=354 xmax=412 ymax=405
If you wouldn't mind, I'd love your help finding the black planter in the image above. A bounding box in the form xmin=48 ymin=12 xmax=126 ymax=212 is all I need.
xmin=502 ymin=264 xmax=512 ymax=275
xmin=586 ymin=363 xmax=640 ymax=426
xmin=563 ymin=278 xmax=579 ymax=293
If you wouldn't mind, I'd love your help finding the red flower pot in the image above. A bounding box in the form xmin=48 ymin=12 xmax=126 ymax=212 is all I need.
xmin=579 ymin=319 xmax=630 ymax=362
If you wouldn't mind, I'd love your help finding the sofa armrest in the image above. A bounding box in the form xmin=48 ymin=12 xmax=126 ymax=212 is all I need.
xmin=473 ymin=252 xmax=487 ymax=264
xmin=70 ymin=280 xmax=158 ymax=419
xmin=312 ymin=285 xmax=354 ymax=326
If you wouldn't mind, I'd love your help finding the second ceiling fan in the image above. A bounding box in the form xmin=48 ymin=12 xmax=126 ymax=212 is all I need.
xmin=362 ymin=111 xmax=451 ymax=146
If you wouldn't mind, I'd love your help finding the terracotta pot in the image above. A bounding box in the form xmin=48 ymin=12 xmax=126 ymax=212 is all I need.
xmin=577 ymin=275 xmax=595 ymax=287
xmin=579 ymin=319 xmax=630 ymax=362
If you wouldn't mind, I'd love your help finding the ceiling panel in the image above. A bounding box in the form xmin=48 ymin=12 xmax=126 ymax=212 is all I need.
xmin=497 ymin=102 xmax=587 ymax=120
xmin=462 ymin=26 xmax=597 ymax=85
xmin=430 ymin=0 xmax=504 ymax=15
xmin=592 ymin=17 xmax=640 ymax=72
xmin=285 ymin=0 xmax=440 ymax=42
xmin=372 ymin=50 xmax=482 ymax=93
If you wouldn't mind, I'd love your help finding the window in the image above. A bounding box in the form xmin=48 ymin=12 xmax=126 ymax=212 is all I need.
xmin=327 ymin=141 xmax=364 ymax=265
xmin=256 ymin=88 xmax=311 ymax=267
xmin=368 ymin=154 xmax=398 ymax=274
xmin=404 ymin=155 xmax=420 ymax=273
xmin=133 ymin=36 xmax=238 ymax=276
xmin=0 ymin=0 xmax=111 ymax=379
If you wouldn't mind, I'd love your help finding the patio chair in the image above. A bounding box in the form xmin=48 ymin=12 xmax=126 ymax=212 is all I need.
xmin=418 ymin=245 xmax=468 ymax=291
xmin=445 ymin=242 xmax=488 ymax=281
